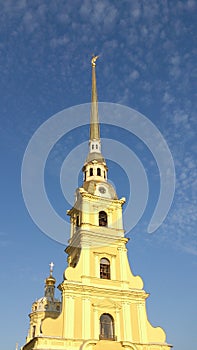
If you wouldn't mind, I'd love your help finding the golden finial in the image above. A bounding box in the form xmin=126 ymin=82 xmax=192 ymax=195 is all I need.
xmin=91 ymin=55 xmax=99 ymax=67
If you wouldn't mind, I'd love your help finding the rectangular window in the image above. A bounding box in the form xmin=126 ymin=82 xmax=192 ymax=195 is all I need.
xmin=76 ymin=215 xmax=80 ymax=227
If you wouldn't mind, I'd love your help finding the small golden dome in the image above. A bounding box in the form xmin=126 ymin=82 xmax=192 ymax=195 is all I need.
xmin=45 ymin=275 xmax=56 ymax=285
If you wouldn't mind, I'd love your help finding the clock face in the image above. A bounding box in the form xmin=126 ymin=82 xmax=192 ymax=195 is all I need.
xmin=98 ymin=186 xmax=106 ymax=194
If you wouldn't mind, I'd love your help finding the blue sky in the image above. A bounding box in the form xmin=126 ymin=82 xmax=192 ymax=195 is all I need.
xmin=0 ymin=0 xmax=196 ymax=349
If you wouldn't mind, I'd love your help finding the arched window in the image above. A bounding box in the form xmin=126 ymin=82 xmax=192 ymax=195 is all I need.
xmin=100 ymin=313 xmax=115 ymax=340
xmin=100 ymin=258 xmax=110 ymax=279
xmin=90 ymin=168 xmax=93 ymax=176
xmin=99 ymin=211 xmax=107 ymax=226
xmin=97 ymin=168 xmax=101 ymax=176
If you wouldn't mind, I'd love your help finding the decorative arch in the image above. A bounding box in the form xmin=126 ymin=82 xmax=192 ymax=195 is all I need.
xmin=121 ymin=341 xmax=138 ymax=350
xmin=80 ymin=340 xmax=97 ymax=350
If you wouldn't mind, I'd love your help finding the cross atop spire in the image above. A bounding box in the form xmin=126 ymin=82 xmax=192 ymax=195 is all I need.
xmin=49 ymin=262 xmax=54 ymax=276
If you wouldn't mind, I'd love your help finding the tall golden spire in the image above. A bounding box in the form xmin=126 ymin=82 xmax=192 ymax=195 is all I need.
xmin=84 ymin=55 xmax=105 ymax=166
xmin=90 ymin=55 xmax=100 ymax=141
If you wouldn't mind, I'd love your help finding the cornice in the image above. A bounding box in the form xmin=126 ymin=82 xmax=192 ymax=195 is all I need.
xmin=78 ymin=187 xmax=126 ymax=205
xmin=67 ymin=229 xmax=126 ymax=248
xmin=22 ymin=336 xmax=172 ymax=350
xmin=59 ymin=280 xmax=147 ymax=300
xmin=121 ymin=341 xmax=173 ymax=348
xmin=93 ymin=251 xmax=116 ymax=258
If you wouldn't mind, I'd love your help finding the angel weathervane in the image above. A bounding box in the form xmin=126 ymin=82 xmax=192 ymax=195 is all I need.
xmin=91 ymin=55 xmax=99 ymax=67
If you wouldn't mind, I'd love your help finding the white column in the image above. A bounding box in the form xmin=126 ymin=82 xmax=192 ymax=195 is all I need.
xmin=137 ymin=302 xmax=148 ymax=342
xmin=70 ymin=217 xmax=74 ymax=238
xmin=108 ymin=209 xmax=112 ymax=228
xmin=118 ymin=247 xmax=127 ymax=281
xmin=82 ymin=248 xmax=90 ymax=276
xmin=63 ymin=296 xmax=75 ymax=338
xmin=82 ymin=201 xmax=89 ymax=227
xmin=95 ymin=254 xmax=100 ymax=278
xmin=115 ymin=309 xmax=121 ymax=340
xmin=82 ymin=298 xmax=91 ymax=339
xmin=122 ymin=302 xmax=132 ymax=341
xmin=111 ymin=255 xmax=116 ymax=280
xmin=93 ymin=308 xmax=100 ymax=339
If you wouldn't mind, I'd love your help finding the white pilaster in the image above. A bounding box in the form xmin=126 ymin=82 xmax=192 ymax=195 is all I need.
xmin=118 ymin=247 xmax=127 ymax=281
xmin=137 ymin=302 xmax=148 ymax=342
xmin=115 ymin=309 xmax=121 ymax=340
xmin=63 ymin=295 xmax=74 ymax=338
xmin=82 ymin=298 xmax=91 ymax=339
xmin=95 ymin=254 xmax=100 ymax=278
xmin=108 ymin=209 xmax=112 ymax=228
xmin=122 ymin=302 xmax=132 ymax=341
xmin=82 ymin=248 xmax=90 ymax=276
xmin=93 ymin=307 xmax=99 ymax=339
xmin=111 ymin=255 xmax=116 ymax=280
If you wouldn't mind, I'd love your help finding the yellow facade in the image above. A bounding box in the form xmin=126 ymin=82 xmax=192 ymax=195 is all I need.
xmin=22 ymin=57 xmax=172 ymax=350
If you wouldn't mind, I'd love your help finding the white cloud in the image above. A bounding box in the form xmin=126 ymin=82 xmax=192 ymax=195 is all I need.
xmin=129 ymin=70 xmax=140 ymax=81
xmin=158 ymin=145 xmax=197 ymax=255
xmin=22 ymin=11 xmax=37 ymax=32
xmin=187 ymin=0 xmax=196 ymax=10
xmin=80 ymin=0 xmax=117 ymax=29
xmin=173 ymin=110 xmax=189 ymax=125
xmin=129 ymin=0 xmax=142 ymax=20
xmin=0 ymin=0 xmax=196 ymax=256
xmin=50 ymin=35 xmax=70 ymax=48
xmin=2 ymin=0 xmax=27 ymax=13
xmin=163 ymin=91 xmax=175 ymax=104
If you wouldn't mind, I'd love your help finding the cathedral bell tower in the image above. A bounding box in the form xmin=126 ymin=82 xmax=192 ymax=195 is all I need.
xmin=25 ymin=263 xmax=61 ymax=344
xmin=22 ymin=57 xmax=172 ymax=350
xmin=65 ymin=55 xmax=126 ymax=265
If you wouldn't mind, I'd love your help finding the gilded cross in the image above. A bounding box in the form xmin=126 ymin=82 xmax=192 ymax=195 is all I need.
xmin=49 ymin=262 xmax=54 ymax=275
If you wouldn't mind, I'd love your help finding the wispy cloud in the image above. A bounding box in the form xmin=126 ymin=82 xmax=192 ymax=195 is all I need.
xmin=1 ymin=0 xmax=196 ymax=255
